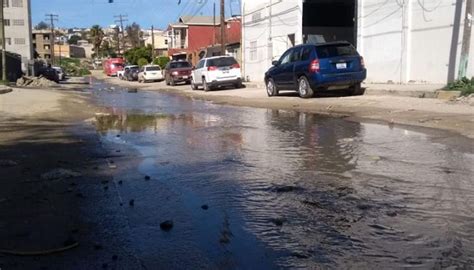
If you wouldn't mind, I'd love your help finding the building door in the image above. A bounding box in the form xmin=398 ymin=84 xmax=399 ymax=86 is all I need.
xmin=302 ymin=0 xmax=357 ymax=46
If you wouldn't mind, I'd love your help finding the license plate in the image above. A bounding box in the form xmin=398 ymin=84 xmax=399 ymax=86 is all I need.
xmin=151 ymin=73 xmax=157 ymax=75
xmin=336 ymin=63 xmax=347 ymax=69
xmin=182 ymin=76 xmax=188 ymax=79
xmin=223 ymin=70 xmax=229 ymax=74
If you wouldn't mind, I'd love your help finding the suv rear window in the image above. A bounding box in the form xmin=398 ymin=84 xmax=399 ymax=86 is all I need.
xmin=170 ymin=62 xmax=191 ymax=68
xmin=316 ymin=44 xmax=357 ymax=58
xmin=207 ymin=57 xmax=237 ymax=67
xmin=145 ymin=66 xmax=161 ymax=71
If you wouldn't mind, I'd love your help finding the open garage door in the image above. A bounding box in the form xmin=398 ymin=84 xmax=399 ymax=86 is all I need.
xmin=303 ymin=0 xmax=357 ymax=46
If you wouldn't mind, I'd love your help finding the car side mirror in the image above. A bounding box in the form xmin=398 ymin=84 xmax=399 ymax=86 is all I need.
xmin=272 ymin=60 xmax=279 ymax=66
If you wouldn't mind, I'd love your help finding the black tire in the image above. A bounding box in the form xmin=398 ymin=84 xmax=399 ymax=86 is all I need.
xmin=191 ymin=80 xmax=198 ymax=90
xmin=203 ymin=78 xmax=211 ymax=92
xmin=297 ymin=76 xmax=314 ymax=98
xmin=170 ymin=78 xmax=176 ymax=86
xmin=266 ymin=78 xmax=278 ymax=97
xmin=350 ymin=83 xmax=364 ymax=96
xmin=234 ymin=80 xmax=243 ymax=89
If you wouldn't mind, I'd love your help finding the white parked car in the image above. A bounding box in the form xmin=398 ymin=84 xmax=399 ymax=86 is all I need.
xmin=191 ymin=56 xmax=243 ymax=91
xmin=138 ymin=65 xmax=164 ymax=83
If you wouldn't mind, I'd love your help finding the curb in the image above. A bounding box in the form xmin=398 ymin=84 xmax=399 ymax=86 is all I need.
xmin=364 ymin=88 xmax=438 ymax=98
xmin=0 ymin=87 xmax=12 ymax=95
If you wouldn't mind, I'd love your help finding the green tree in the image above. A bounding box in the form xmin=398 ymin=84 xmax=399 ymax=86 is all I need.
xmin=35 ymin=21 xmax=49 ymax=30
xmin=153 ymin=56 xmax=170 ymax=68
xmin=137 ymin=58 xmax=148 ymax=67
xmin=68 ymin=35 xmax=81 ymax=45
xmin=126 ymin=22 xmax=143 ymax=48
xmin=124 ymin=45 xmax=153 ymax=65
xmin=90 ymin=25 xmax=104 ymax=59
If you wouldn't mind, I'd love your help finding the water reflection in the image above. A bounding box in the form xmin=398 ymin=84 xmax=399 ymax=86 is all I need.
xmin=93 ymin=86 xmax=474 ymax=269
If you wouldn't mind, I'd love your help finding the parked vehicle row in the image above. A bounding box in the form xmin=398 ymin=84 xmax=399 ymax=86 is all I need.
xmin=112 ymin=41 xmax=367 ymax=98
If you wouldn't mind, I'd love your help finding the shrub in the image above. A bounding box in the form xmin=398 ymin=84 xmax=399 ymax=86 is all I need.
xmin=137 ymin=58 xmax=148 ymax=67
xmin=446 ymin=77 xmax=474 ymax=96
xmin=152 ymin=56 xmax=170 ymax=68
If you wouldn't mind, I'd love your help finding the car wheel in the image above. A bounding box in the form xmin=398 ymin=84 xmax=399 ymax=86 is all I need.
xmin=203 ymin=79 xmax=211 ymax=92
xmin=170 ymin=78 xmax=176 ymax=86
xmin=266 ymin=78 xmax=278 ymax=97
xmin=191 ymin=80 xmax=198 ymax=90
xmin=298 ymin=76 xmax=314 ymax=98
xmin=350 ymin=83 xmax=365 ymax=96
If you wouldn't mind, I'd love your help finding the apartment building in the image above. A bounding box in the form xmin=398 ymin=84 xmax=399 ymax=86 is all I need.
xmin=32 ymin=29 xmax=52 ymax=60
xmin=3 ymin=0 xmax=33 ymax=71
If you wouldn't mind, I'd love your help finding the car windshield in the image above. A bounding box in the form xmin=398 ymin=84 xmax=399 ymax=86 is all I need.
xmin=170 ymin=62 xmax=191 ymax=69
xmin=207 ymin=57 xmax=237 ymax=67
xmin=130 ymin=67 xmax=139 ymax=71
xmin=146 ymin=66 xmax=161 ymax=71
xmin=316 ymin=44 xmax=358 ymax=58
xmin=114 ymin=63 xmax=124 ymax=67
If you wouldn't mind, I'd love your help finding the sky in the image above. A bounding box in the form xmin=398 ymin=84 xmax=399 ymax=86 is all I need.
xmin=31 ymin=0 xmax=241 ymax=30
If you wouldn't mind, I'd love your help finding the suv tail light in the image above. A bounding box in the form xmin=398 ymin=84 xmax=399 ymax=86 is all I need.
xmin=360 ymin=57 xmax=365 ymax=68
xmin=309 ymin=59 xmax=320 ymax=73
xmin=231 ymin=63 xmax=240 ymax=69
xmin=208 ymin=66 xmax=218 ymax=71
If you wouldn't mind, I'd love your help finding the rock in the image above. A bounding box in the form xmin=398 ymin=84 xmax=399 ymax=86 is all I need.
xmin=270 ymin=218 xmax=285 ymax=226
xmin=129 ymin=199 xmax=135 ymax=207
xmin=160 ymin=220 xmax=174 ymax=231
xmin=16 ymin=75 xmax=58 ymax=87
xmin=118 ymin=180 xmax=123 ymax=185
xmin=386 ymin=211 xmax=398 ymax=217
xmin=116 ymin=134 xmax=121 ymax=138
xmin=41 ymin=168 xmax=81 ymax=180
xmin=144 ymin=175 xmax=151 ymax=180
xmin=274 ymin=185 xmax=301 ymax=193
xmin=357 ymin=204 xmax=371 ymax=210
xmin=0 ymin=159 xmax=18 ymax=167
xmin=201 ymin=204 xmax=209 ymax=210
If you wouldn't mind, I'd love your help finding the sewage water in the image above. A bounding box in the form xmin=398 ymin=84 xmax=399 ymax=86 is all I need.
xmin=91 ymin=81 xmax=474 ymax=269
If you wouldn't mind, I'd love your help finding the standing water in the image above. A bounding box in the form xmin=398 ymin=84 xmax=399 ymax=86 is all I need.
xmin=90 ymin=81 xmax=474 ymax=269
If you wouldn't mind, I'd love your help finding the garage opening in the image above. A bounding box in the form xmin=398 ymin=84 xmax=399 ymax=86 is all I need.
xmin=303 ymin=0 xmax=357 ymax=46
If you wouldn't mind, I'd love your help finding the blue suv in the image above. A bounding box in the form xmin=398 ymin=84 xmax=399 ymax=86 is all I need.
xmin=264 ymin=42 xmax=367 ymax=98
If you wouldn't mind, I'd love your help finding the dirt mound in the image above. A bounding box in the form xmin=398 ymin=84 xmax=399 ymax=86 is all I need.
xmin=16 ymin=75 xmax=58 ymax=88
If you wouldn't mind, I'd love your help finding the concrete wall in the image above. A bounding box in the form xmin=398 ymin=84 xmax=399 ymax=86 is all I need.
xmin=242 ymin=0 xmax=303 ymax=82
xmin=358 ymin=0 xmax=473 ymax=84
xmin=4 ymin=0 xmax=33 ymax=72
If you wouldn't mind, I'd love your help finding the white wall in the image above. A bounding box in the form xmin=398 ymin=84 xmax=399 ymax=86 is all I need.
xmin=242 ymin=0 xmax=302 ymax=82
xmin=359 ymin=0 xmax=472 ymax=84
xmin=4 ymin=0 xmax=33 ymax=71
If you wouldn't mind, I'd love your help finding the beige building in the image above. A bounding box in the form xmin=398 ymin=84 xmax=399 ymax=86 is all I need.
xmin=32 ymin=29 xmax=53 ymax=61
xmin=3 ymin=0 xmax=33 ymax=71
xmin=143 ymin=29 xmax=169 ymax=57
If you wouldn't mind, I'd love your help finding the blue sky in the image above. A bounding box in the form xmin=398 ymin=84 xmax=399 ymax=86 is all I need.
xmin=31 ymin=0 xmax=240 ymax=29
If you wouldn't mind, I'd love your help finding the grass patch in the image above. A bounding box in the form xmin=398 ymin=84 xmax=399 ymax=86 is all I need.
xmin=446 ymin=77 xmax=474 ymax=96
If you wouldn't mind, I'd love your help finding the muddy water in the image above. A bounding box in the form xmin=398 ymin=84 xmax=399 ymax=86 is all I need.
xmin=91 ymin=81 xmax=474 ymax=269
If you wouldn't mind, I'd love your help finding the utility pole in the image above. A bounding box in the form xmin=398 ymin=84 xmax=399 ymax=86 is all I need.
xmin=151 ymin=25 xmax=156 ymax=59
xmin=46 ymin=14 xmax=58 ymax=65
xmin=213 ymin=1 xmax=216 ymax=46
xmin=220 ymin=0 xmax=225 ymax=55
xmin=114 ymin=14 xmax=128 ymax=55
xmin=458 ymin=0 xmax=473 ymax=79
xmin=1 ymin=0 xmax=6 ymax=82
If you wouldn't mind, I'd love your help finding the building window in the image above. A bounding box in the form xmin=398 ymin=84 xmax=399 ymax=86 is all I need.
xmin=4 ymin=19 xmax=10 ymax=26
xmin=11 ymin=0 xmax=23 ymax=7
xmin=250 ymin=41 xmax=257 ymax=61
xmin=6 ymin=38 xmax=11 ymax=45
xmin=12 ymin=19 xmax=24 ymax=26
xmin=14 ymin=38 xmax=25 ymax=45
xmin=3 ymin=0 xmax=9 ymax=8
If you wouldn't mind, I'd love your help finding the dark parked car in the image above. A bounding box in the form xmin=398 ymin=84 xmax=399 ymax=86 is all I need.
xmin=164 ymin=60 xmax=192 ymax=86
xmin=124 ymin=65 xmax=139 ymax=81
xmin=38 ymin=66 xmax=60 ymax=83
xmin=264 ymin=41 xmax=367 ymax=98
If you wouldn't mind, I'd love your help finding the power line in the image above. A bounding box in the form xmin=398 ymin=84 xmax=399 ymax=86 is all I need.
xmin=45 ymin=14 xmax=59 ymax=65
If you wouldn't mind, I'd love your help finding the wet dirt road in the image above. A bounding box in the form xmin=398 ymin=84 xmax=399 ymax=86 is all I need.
xmin=90 ymin=81 xmax=474 ymax=269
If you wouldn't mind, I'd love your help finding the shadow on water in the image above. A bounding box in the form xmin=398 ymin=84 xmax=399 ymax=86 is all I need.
xmin=90 ymin=81 xmax=474 ymax=269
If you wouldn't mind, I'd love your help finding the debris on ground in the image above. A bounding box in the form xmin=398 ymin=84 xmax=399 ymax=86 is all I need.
xmin=16 ymin=75 xmax=58 ymax=87
xmin=160 ymin=220 xmax=174 ymax=231
xmin=0 ymin=159 xmax=18 ymax=167
xmin=144 ymin=175 xmax=151 ymax=180
xmin=201 ymin=204 xmax=209 ymax=210
xmin=40 ymin=168 xmax=82 ymax=180
xmin=450 ymin=93 xmax=474 ymax=106
xmin=129 ymin=199 xmax=135 ymax=207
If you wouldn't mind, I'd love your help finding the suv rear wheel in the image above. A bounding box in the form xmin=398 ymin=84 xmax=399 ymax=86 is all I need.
xmin=297 ymin=76 xmax=314 ymax=98
xmin=350 ymin=83 xmax=364 ymax=96
xmin=191 ymin=80 xmax=198 ymax=90
xmin=203 ymin=78 xmax=211 ymax=92
xmin=266 ymin=78 xmax=278 ymax=97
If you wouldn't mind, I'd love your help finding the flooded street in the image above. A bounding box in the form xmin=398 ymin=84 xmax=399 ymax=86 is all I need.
xmin=90 ymin=81 xmax=474 ymax=269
